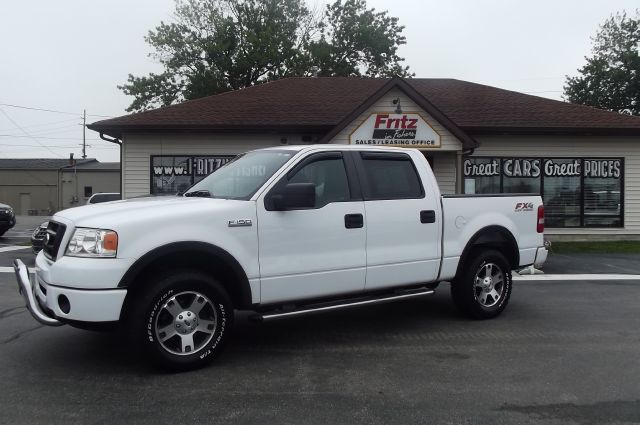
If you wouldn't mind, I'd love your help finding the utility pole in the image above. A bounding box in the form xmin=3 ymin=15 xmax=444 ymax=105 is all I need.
xmin=82 ymin=109 xmax=87 ymax=159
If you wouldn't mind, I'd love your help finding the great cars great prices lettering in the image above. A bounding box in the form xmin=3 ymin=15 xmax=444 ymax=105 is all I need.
xmin=504 ymin=159 xmax=541 ymax=177
xmin=543 ymin=159 xmax=581 ymax=177
xmin=583 ymin=159 xmax=621 ymax=178
xmin=464 ymin=158 xmax=622 ymax=179
xmin=463 ymin=159 xmax=500 ymax=176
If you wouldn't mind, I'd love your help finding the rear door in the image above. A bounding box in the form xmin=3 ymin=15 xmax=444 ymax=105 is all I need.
xmin=257 ymin=151 xmax=366 ymax=304
xmin=353 ymin=151 xmax=441 ymax=290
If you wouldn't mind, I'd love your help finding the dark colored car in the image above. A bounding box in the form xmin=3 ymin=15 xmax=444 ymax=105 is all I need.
xmin=0 ymin=203 xmax=16 ymax=237
xmin=31 ymin=221 xmax=49 ymax=254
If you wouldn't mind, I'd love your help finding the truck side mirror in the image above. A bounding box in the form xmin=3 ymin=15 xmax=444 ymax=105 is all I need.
xmin=272 ymin=183 xmax=316 ymax=210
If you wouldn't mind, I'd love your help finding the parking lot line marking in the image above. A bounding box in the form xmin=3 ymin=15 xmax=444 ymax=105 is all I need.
xmin=0 ymin=246 xmax=30 ymax=253
xmin=0 ymin=266 xmax=35 ymax=273
xmin=514 ymin=273 xmax=640 ymax=281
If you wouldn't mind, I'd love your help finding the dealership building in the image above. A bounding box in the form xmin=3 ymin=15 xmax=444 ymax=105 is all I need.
xmin=88 ymin=77 xmax=640 ymax=240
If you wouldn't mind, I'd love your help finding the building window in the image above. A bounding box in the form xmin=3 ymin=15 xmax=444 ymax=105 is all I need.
xmin=543 ymin=159 xmax=581 ymax=227
xmin=502 ymin=158 xmax=541 ymax=194
xmin=462 ymin=158 xmax=501 ymax=194
xmin=463 ymin=157 xmax=624 ymax=228
xmin=150 ymin=155 xmax=234 ymax=195
xmin=84 ymin=186 xmax=92 ymax=197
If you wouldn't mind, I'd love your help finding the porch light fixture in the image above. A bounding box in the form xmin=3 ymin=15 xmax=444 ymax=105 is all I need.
xmin=393 ymin=97 xmax=402 ymax=114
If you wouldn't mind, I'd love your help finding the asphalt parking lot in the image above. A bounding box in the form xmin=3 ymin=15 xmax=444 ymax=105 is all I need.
xmin=1 ymin=218 xmax=639 ymax=424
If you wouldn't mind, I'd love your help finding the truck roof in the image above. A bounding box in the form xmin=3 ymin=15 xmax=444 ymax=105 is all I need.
xmin=259 ymin=144 xmax=419 ymax=153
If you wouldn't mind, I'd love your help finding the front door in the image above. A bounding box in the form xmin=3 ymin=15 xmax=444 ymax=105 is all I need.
xmin=257 ymin=152 xmax=366 ymax=304
xmin=20 ymin=193 xmax=31 ymax=215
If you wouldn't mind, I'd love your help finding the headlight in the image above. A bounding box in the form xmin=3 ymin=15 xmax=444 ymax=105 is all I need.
xmin=65 ymin=228 xmax=118 ymax=258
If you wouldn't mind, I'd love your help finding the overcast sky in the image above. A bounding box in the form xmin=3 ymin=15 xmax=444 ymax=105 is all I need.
xmin=0 ymin=0 xmax=637 ymax=162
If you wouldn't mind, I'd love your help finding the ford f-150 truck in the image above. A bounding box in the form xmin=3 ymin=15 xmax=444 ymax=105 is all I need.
xmin=14 ymin=145 xmax=547 ymax=370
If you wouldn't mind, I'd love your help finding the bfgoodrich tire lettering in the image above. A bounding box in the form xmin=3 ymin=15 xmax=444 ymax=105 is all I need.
xmin=451 ymin=249 xmax=512 ymax=320
xmin=129 ymin=270 xmax=233 ymax=371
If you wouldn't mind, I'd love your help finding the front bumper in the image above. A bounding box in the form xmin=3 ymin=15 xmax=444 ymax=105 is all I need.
xmin=13 ymin=259 xmax=128 ymax=325
xmin=0 ymin=218 xmax=15 ymax=231
xmin=14 ymin=259 xmax=63 ymax=326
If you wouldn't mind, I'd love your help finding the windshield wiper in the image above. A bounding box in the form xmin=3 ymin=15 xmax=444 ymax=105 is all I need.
xmin=184 ymin=190 xmax=212 ymax=198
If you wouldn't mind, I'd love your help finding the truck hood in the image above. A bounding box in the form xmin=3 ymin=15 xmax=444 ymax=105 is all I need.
xmin=54 ymin=196 xmax=239 ymax=227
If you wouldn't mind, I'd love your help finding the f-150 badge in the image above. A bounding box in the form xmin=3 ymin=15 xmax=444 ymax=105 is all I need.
xmin=228 ymin=219 xmax=252 ymax=227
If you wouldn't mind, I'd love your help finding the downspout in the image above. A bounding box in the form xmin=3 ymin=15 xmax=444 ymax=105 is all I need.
xmin=99 ymin=133 xmax=123 ymax=198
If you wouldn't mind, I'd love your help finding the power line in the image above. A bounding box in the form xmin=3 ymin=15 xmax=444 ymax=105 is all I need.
xmin=0 ymin=134 xmax=103 ymax=141
xmin=0 ymin=143 xmax=116 ymax=149
xmin=15 ymin=124 xmax=82 ymax=136
xmin=0 ymin=107 xmax=63 ymax=157
xmin=0 ymin=102 xmax=114 ymax=118
xmin=0 ymin=117 xmax=80 ymax=132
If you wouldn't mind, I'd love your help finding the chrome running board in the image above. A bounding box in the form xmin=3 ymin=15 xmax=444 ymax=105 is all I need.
xmin=254 ymin=287 xmax=435 ymax=321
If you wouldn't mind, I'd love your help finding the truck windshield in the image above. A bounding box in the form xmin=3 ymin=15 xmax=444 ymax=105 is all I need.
xmin=184 ymin=150 xmax=294 ymax=200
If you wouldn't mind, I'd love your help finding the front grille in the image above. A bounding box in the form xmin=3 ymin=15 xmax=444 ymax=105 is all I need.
xmin=43 ymin=221 xmax=67 ymax=261
xmin=34 ymin=227 xmax=47 ymax=239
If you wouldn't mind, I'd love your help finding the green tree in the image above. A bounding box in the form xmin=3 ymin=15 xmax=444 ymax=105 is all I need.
xmin=305 ymin=0 xmax=412 ymax=77
xmin=564 ymin=10 xmax=640 ymax=115
xmin=119 ymin=0 xmax=411 ymax=112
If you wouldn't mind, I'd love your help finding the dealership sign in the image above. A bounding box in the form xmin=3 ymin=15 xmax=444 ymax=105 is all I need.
xmin=350 ymin=113 xmax=441 ymax=148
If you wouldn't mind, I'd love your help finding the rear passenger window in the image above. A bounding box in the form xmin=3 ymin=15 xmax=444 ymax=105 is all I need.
xmin=360 ymin=153 xmax=424 ymax=200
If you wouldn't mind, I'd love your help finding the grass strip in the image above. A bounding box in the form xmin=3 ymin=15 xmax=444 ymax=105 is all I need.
xmin=550 ymin=241 xmax=640 ymax=254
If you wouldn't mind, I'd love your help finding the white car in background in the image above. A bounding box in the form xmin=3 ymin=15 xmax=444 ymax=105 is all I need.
xmin=86 ymin=193 xmax=121 ymax=204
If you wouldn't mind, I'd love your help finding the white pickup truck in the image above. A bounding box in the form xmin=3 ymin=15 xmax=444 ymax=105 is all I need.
xmin=14 ymin=145 xmax=547 ymax=370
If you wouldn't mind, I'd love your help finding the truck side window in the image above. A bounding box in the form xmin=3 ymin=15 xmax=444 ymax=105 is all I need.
xmin=289 ymin=157 xmax=351 ymax=207
xmin=360 ymin=153 xmax=424 ymax=200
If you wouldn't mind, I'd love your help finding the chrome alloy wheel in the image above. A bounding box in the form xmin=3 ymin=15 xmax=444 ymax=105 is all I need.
xmin=154 ymin=291 xmax=218 ymax=355
xmin=473 ymin=262 xmax=505 ymax=308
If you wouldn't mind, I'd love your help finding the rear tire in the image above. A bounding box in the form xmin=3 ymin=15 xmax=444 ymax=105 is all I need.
xmin=128 ymin=270 xmax=233 ymax=371
xmin=451 ymin=249 xmax=512 ymax=319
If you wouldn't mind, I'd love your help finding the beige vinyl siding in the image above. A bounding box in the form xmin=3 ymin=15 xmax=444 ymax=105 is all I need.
xmin=473 ymin=135 xmax=640 ymax=238
xmin=328 ymin=88 xmax=463 ymax=151
xmin=432 ymin=152 xmax=457 ymax=194
xmin=122 ymin=134 xmax=296 ymax=198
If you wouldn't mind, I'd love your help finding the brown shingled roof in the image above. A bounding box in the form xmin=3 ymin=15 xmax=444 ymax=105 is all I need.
xmin=88 ymin=77 xmax=640 ymax=138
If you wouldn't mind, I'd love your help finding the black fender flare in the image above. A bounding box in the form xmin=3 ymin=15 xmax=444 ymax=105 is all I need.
xmin=118 ymin=241 xmax=253 ymax=309
xmin=454 ymin=225 xmax=519 ymax=280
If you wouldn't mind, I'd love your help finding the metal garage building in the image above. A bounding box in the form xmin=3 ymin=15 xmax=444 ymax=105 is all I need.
xmin=0 ymin=158 xmax=120 ymax=214
xmin=88 ymin=76 xmax=640 ymax=241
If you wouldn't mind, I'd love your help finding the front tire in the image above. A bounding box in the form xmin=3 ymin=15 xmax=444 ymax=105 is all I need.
xmin=128 ymin=270 xmax=233 ymax=371
xmin=451 ymin=249 xmax=512 ymax=319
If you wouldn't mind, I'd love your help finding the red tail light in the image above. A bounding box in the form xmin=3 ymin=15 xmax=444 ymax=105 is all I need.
xmin=537 ymin=205 xmax=544 ymax=233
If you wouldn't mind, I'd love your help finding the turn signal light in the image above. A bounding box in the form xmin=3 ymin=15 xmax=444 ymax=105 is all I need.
xmin=537 ymin=205 xmax=545 ymax=233
xmin=104 ymin=232 xmax=118 ymax=251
